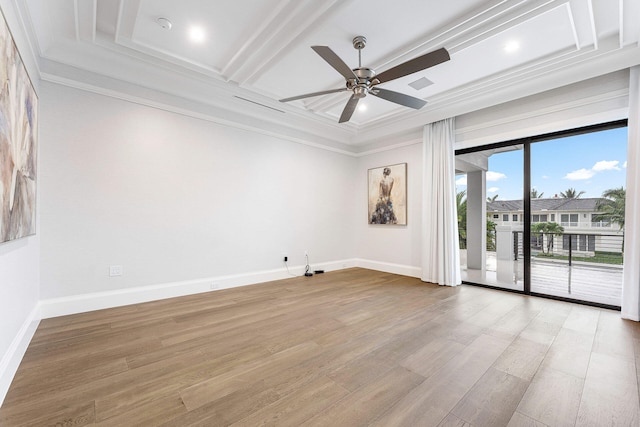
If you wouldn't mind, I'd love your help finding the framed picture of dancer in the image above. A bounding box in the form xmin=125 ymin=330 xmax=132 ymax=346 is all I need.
xmin=368 ymin=163 xmax=407 ymax=225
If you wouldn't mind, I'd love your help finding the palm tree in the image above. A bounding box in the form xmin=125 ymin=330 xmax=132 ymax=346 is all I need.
xmin=530 ymin=189 xmax=544 ymax=198
xmin=487 ymin=194 xmax=499 ymax=202
xmin=531 ymin=222 xmax=564 ymax=254
xmin=560 ymin=188 xmax=585 ymax=198
xmin=457 ymin=190 xmax=498 ymax=251
xmin=486 ymin=219 xmax=497 ymax=251
xmin=595 ymin=187 xmax=626 ymax=230
xmin=457 ymin=190 xmax=467 ymax=249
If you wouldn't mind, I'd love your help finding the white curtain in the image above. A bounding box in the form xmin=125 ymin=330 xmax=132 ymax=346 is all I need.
xmin=421 ymin=118 xmax=461 ymax=286
xmin=622 ymin=66 xmax=640 ymax=321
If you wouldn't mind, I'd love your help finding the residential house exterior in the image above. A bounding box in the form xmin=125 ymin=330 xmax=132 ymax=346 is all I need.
xmin=486 ymin=197 xmax=624 ymax=257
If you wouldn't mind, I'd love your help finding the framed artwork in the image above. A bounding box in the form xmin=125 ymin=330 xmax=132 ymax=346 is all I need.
xmin=0 ymin=8 xmax=38 ymax=243
xmin=368 ymin=163 xmax=407 ymax=225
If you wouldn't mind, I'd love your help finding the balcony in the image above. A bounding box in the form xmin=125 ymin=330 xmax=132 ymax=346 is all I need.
xmin=560 ymin=221 xmax=613 ymax=228
xmin=460 ymin=230 xmax=623 ymax=307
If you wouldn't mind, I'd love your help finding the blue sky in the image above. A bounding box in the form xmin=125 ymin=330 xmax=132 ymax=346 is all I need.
xmin=456 ymin=127 xmax=628 ymax=200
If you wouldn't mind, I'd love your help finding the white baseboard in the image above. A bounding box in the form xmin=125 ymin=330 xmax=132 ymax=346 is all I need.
xmin=354 ymin=259 xmax=422 ymax=278
xmin=0 ymin=305 xmax=41 ymax=407
xmin=39 ymin=259 xmax=359 ymax=319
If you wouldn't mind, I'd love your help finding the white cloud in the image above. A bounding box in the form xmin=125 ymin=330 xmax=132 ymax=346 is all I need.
xmin=542 ymin=175 xmax=549 ymax=179
xmin=624 ymin=161 xmax=628 ymax=168
xmin=564 ymin=168 xmax=595 ymax=180
xmin=488 ymin=187 xmax=499 ymax=193
xmin=565 ymin=159 xmax=623 ymax=181
xmin=456 ymin=176 xmax=467 ymax=186
xmin=486 ymin=171 xmax=507 ymax=181
xmin=592 ymin=160 xmax=620 ymax=171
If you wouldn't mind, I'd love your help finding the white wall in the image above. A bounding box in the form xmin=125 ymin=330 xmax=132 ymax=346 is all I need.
xmin=0 ymin=0 xmax=41 ymax=406
xmin=38 ymin=82 xmax=357 ymax=307
xmin=455 ymin=70 xmax=629 ymax=149
xmin=355 ymin=143 xmax=423 ymax=277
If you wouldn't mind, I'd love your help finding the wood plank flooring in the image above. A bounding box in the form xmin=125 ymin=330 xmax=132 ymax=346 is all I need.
xmin=2 ymin=268 xmax=640 ymax=426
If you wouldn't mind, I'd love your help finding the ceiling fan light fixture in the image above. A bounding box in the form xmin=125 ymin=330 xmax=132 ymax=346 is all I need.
xmin=353 ymin=86 xmax=368 ymax=98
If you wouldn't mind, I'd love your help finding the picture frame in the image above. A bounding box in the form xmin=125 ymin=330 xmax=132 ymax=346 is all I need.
xmin=368 ymin=163 xmax=407 ymax=225
xmin=0 ymin=8 xmax=38 ymax=243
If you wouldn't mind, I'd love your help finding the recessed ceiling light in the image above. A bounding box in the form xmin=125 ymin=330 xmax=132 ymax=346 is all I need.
xmin=504 ymin=40 xmax=520 ymax=53
xmin=358 ymin=104 xmax=367 ymax=112
xmin=189 ymin=25 xmax=206 ymax=43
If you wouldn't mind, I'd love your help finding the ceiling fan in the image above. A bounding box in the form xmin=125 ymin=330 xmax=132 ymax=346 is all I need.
xmin=279 ymin=36 xmax=450 ymax=123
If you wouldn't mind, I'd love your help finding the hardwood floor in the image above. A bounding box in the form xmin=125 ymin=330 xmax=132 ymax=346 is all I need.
xmin=2 ymin=268 xmax=640 ymax=426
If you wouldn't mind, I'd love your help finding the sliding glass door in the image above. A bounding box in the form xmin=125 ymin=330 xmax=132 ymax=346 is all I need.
xmin=456 ymin=121 xmax=627 ymax=308
xmin=529 ymin=126 xmax=627 ymax=307
xmin=456 ymin=145 xmax=524 ymax=291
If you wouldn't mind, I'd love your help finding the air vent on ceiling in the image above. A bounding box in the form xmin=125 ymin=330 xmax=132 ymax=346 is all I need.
xmin=234 ymin=96 xmax=285 ymax=113
xmin=408 ymin=77 xmax=433 ymax=91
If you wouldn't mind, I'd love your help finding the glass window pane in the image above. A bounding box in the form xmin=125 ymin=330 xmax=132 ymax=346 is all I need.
xmin=456 ymin=146 xmax=523 ymax=292
xmin=531 ymin=126 xmax=626 ymax=307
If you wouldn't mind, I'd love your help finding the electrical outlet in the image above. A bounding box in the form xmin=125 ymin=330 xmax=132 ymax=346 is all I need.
xmin=283 ymin=256 xmax=288 ymax=262
xmin=210 ymin=283 xmax=219 ymax=290
xmin=109 ymin=265 xmax=123 ymax=277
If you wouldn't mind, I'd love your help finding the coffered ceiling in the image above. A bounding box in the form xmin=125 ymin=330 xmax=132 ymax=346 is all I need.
xmin=18 ymin=0 xmax=640 ymax=152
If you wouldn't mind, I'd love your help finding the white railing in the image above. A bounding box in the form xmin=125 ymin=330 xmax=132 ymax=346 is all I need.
xmin=561 ymin=222 xmax=613 ymax=228
xmin=560 ymin=222 xmax=579 ymax=227
xmin=590 ymin=222 xmax=612 ymax=228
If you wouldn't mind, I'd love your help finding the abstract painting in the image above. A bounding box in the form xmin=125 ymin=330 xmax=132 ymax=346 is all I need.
xmin=368 ymin=163 xmax=407 ymax=225
xmin=0 ymin=9 xmax=38 ymax=243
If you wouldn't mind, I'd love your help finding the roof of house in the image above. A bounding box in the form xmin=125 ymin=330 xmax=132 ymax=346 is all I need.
xmin=487 ymin=198 xmax=601 ymax=213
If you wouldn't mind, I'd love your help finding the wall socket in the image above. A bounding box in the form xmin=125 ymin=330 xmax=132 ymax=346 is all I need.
xmin=210 ymin=282 xmax=220 ymax=290
xmin=283 ymin=255 xmax=288 ymax=262
xmin=109 ymin=265 xmax=123 ymax=277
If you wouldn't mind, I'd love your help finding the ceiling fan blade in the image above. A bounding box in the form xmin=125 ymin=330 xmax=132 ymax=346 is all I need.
xmin=311 ymin=46 xmax=357 ymax=80
xmin=279 ymin=88 xmax=348 ymax=103
xmin=370 ymin=88 xmax=427 ymax=109
xmin=376 ymin=47 xmax=450 ymax=84
xmin=339 ymin=94 xmax=359 ymax=123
